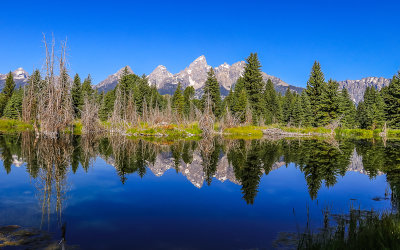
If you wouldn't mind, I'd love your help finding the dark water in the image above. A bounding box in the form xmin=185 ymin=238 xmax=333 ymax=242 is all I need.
xmin=0 ymin=133 xmax=398 ymax=249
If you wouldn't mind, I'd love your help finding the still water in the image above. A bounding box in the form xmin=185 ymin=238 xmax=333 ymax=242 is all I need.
xmin=0 ymin=133 xmax=397 ymax=249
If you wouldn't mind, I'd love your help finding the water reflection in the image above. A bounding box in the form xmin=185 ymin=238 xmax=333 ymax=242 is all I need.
xmin=1 ymin=134 xmax=400 ymax=207
xmin=0 ymin=133 xmax=399 ymax=248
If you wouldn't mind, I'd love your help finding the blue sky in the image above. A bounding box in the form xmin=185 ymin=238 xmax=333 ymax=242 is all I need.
xmin=0 ymin=0 xmax=399 ymax=87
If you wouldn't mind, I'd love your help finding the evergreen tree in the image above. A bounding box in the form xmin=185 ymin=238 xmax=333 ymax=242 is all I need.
xmin=4 ymin=88 xmax=23 ymax=119
xmin=305 ymin=61 xmax=326 ymax=126
xmin=202 ymin=68 xmax=222 ymax=117
xmin=338 ymin=88 xmax=356 ymax=128
xmin=291 ymin=95 xmax=304 ymax=126
xmin=319 ymin=79 xmax=340 ymax=125
xmin=356 ymin=101 xmax=369 ymax=129
xmin=0 ymin=72 xmax=15 ymax=116
xmin=172 ymin=82 xmax=184 ymax=116
xmin=183 ymin=86 xmax=195 ymax=117
xmin=235 ymin=89 xmax=248 ymax=123
xmin=383 ymin=71 xmax=400 ymax=128
xmin=363 ymin=86 xmax=386 ymax=129
xmin=242 ymin=53 xmax=264 ymax=123
xmin=300 ymin=91 xmax=313 ymax=127
xmin=81 ymin=74 xmax=94 ymax=101
xmin=99 ymin=89 xmax=115 ymax=121
xmin=71 ymin=73 xmax=82 ymax=118
xmin=263 ymin=79 xmax=279 ymax=124
xmin=282 ymin=88 xmax=295 ymax=124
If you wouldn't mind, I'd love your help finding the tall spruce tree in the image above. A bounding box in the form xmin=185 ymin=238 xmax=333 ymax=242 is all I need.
xmin=300 ymin=91 xmax=313 ymax=127
xmin=172 ymin=83 xmax=184 ymax=116
xmin=319 ymin=79 xmax=340 ymax=125
xmin=282 ymin=88 xmax=295 ymax=124
xmin=202 ymin=68 xmax=221 ymax=117
xmin=356 ymin=101 xmax=369 ymax=129
xmin=81 ymin=74 xmax=94 ymax=101
xmin=291 ymin=95 xmax=304 ymax=126
xmin=363 ymin=86 xmax=386 ymax=129
xmin=0 ymin=72 xmax=15 ymax=116
xmin=338 ymin=88 xmax=356 ymax=128
xmin=235 ymin=89 xmax=248 ymax=123
xmin=263 ymin=79 xmax=279 ymax=124
xmin=4 ymin=88 xmax=23 ymax=119
xmin=242 ymin=53 xmax=264 ymax=123
xmin=71 ymin=73 xmax=82 ymax=118
xmin=305 ymin=61 xmax=326 ymax=126
xmin=383 ymin=71 xmax=400 ymax=128
xmin=99 ymin=89 xmax=115 ymax=121
xmin=183 ymin=86 xmax=195 ymax=117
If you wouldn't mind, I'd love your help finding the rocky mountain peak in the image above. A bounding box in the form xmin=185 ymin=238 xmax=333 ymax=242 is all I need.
xmin=148 ymin=65 xmax=173 ymax=88
xmin=95 ymin=66 xmax=134 ymax=92
xmin=338 ymin=76 xmax=391 ymax=103
xmin=12 ymin=67 xmax=29 ymax=79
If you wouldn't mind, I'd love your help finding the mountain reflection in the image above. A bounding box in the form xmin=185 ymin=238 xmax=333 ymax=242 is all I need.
xmin=1 ymin=133 xmax=400 ymax=206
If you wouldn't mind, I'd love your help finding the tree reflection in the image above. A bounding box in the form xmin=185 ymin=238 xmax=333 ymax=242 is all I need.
xmin=1 ymin=132 xmax=400 ymax=206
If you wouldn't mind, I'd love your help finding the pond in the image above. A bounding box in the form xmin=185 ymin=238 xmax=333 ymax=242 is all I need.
xmin=0 ymin=133 xmax=398 ymax=249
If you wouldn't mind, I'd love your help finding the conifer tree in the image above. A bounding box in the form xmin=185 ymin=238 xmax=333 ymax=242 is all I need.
xmin=338 ymin=88 xmax=356 ymax=128
xmin=291 ymin=95 xmax=304 ymax=126
xmin=4 ymin=88 xmax=23 ymax=119
xmin=356 ymin=101 xmax=369 ymax=129
xmin=183 ymin=86 xmax=195 ymax=117
xmin=300 ymin=91 xmax=313 ymax=127
xmin=363 ymin=86 xmax=386 ymax=129
xmin=282 ymin=88 xmax=295 ymax=124
xmin=235 ymin=89 xmax=248 ymax=123
xmin=242 ymin=53 xmax=264 ymax=123
xmin=202 ymin=68 xmax=221 ymax=117
xmin=383 ymin=71 xmax=400 ymax=128
xmin=172 ymin=82 xmax=184 ymax=116
xmin=319 ymin=79 xmax=340 ymax=125
xmin=263 ymin=79 xmax=279 ymax=124
xmin=305 ymin=61 xmax=326 ymax=126
xmin=71 ymin=73 xmax=82 ymax=118
xmin=99 ymin=89 xmax=115 ymax=121
xmin=81 ymin=74 xmax=94 ymax=101
xmin=0 ymin=72 xmax=15 ymax=116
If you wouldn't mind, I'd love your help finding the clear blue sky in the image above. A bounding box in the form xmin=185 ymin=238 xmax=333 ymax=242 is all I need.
xmin=0 ymin=0 xmax=399 ymax=87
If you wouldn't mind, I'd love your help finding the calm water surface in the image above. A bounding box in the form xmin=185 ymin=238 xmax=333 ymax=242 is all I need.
xmin=0 ymin=134 xmax=397 ymax=249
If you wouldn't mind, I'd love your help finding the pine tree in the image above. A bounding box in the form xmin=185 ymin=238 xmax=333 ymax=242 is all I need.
xmin=382 ymin=72 xmax=400 ymax=128
xmin=363 ymin=86 xmax=386 ymax=129
xmin=172 ymin=82 xmax=184 ymax=116
xmin=282 ymin=88 xmax=295 ymax=124
xmin=338 ymin=88 xmax=356 ymax=128
xmin=305 ymin=61 xmax=326 ymax=126
xmin=0 ymin=72 xmax=15 ymax=116
xmin=71 ymin=73 xmax=82 ymax=118
xmin=99 ymin=89 xmax=115 ymax=121
xmin=356 ymin=101 xmax=369 ymax=129
xmin=81 ymin=74 xmax=94 ymax=101
xmin=300 ymin=91 xmax=313 ymax=127
xmin=291 ymin=95 xmax=304 ymax=126
xmin=319 ymin=79 xmax=340 ymax=126
xmin=235 ymin=89 xmax=248 ymax=123
xmin=202 ymin=68 xmax=222 ymax=117
xmin=183 ymin=86 xmax=195 ymax=117
xmin=263 ymin=79 xmax=279 ymax=124
xmin=242 ymin=53 xmax=264 ymax=123
xmin=4 ymin=88 xmax=23 ymax=119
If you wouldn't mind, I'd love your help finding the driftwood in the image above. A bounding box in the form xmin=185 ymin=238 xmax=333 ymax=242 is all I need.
xmin=262 ymin=128 xmax=324 ymax=138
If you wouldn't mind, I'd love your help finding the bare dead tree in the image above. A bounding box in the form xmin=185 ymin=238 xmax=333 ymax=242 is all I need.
xmin=38 ymin=34 xmax=73 ymax=138
xmin=81 ymin=97 xmax=101 ymax=134
xmin=199 ymin=94 xmax=215 ymax=138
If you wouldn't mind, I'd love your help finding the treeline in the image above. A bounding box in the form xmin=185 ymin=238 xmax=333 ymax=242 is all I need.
xmin=1 ymin=52 xmax=400 ymax=132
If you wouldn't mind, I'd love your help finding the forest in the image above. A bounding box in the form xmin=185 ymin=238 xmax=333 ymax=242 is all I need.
xmin=1 ymin=38 xmax=400 ymax=137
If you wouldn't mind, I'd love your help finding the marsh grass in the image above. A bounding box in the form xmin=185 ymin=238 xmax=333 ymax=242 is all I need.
xmin=298 ymin=208 xmax=400 ymax=250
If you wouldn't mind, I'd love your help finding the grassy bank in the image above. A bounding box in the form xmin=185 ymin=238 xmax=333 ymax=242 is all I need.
xmin=0 ymin=119 xmax=33 ymax=132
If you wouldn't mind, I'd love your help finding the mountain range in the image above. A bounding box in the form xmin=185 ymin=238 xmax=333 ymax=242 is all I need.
xmin=0 ymin=56 xmax=393 ymax=103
